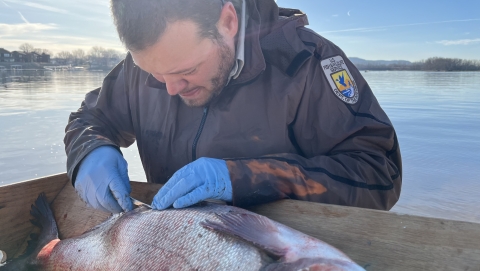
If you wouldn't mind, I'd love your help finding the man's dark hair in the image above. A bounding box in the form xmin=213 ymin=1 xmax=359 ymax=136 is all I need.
xmin=111 ymin=0 xmax=241 ymax=52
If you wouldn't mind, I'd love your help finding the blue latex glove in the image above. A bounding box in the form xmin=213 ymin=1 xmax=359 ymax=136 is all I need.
xmin=151 ymin=157 xmax=232 ymax=210
xmin=74 ymin=145 xmax=133 ymax=213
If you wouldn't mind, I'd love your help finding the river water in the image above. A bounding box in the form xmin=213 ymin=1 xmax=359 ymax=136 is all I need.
xmin=0 ymin=70 xmax=479 ymax=223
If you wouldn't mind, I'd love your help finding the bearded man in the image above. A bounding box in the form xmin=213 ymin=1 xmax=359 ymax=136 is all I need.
xmin=64 ymin=0 xmax=402 ymax=213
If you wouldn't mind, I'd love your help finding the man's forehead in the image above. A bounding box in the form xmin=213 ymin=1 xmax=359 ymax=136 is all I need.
xmin=159 ymin=20 xmax=203 ymax=43
xmin=131 ymin=21 xmax=213 ymax=74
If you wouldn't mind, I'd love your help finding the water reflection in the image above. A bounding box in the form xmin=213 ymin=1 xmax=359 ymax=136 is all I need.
xmin=1 ymin=69 xmax=51 ymax=86
xmin=0 ymin=70 xmax=479 ymax=223
xmin=0 ymin=71 xmax=147 ymax=186
xmin=364 ymin=71 xmax=480 ymax=223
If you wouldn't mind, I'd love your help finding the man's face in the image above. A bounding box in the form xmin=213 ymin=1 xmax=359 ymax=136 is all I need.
xmin=131 ymin=20 xmax=235 ymax=107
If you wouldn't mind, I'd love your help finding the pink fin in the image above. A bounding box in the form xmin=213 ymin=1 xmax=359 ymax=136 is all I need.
xmin=200 ymin=211 xmax=288 ymax=259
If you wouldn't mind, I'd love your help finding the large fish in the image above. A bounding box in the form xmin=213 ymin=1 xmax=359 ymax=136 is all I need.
xmin=0 ymin=194 xmax=365 ymax=270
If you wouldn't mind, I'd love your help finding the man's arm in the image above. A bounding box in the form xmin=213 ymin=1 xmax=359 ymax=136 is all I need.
xmin=64 ymin=54 xmax=136 ymax=213
xmin=227 ymin=51 xmax=402 ymax=211
xmin=64 ymin=56 xmax=136 ymax=183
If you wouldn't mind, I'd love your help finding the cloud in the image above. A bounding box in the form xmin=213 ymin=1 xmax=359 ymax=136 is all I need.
xmin=1 ymin=0 xmax=10 ymax=7
xmin=23 ymin=2 xmax=68 ymax=14
xmin=0 ymin=23 xmax=57 ymax=37
xmin=436 ymin=38 xmax=480 ymax=46
xmin=18 ymin=12 xmax=29 ymax=23
xmin=332 ymin=14 xmax=339 ymax=17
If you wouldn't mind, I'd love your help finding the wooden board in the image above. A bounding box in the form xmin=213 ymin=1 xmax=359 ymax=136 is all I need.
xmin=51 ymin=178 xmax=111 ymax=239
xmin=50 ymin=180 xmax=163 ymax=239
xmin=1 ymin=174 xmax=480 ymax=270
xmin=248 ymin=201 xmax=480 ymax=270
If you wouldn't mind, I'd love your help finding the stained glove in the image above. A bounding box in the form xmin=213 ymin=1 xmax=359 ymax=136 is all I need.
xmin=74 ymin=145 xmax=133 ymax=213
xmin=151 ymin=157 xmax=232 ymax=210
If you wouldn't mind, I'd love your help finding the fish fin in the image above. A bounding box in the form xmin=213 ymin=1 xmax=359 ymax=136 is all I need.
xmin=29 ymin=233 xmax=39 ymax=241
xmin=0 ymin=193 xmax=59 ymax=271
xmin=201 ymin=212 xmax=288 ymax=259
xmin=81 ymin=207 xmax=146 ymax=236
xmin=29 ymin=219 xmax=41 ymax=229
xmin=29 ymin=193 xmax=59 ymax=248
xmin=81 ymin=212 xmax=123 ymax=235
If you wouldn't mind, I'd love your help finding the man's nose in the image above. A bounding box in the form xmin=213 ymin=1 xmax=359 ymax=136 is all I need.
xmin=153 ymin=74 xmax=188 ymax=96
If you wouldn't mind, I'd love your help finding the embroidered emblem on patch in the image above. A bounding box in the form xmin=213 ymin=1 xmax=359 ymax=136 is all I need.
xmin=321 ymin=56 xmax=359 ymax=104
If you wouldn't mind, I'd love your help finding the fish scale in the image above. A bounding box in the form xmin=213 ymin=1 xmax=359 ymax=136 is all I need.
xmin=43 ymin=206 xmax=268 ymax=270
xmin=0 ymin=194 xmax=365 ymax=271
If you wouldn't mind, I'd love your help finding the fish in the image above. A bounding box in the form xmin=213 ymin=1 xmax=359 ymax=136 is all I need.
xmin=0 ymin=193 xmax=365 ymax=271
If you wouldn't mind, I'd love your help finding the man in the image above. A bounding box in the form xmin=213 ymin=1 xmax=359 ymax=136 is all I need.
xmin=65 ymin=0 xmax=402 ymax=214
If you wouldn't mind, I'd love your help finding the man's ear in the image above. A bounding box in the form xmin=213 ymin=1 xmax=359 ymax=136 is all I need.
xmin=217 ymin=2 xmax=238 ymax=40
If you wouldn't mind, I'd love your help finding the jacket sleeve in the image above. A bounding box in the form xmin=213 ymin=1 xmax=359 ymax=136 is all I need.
xmin=64 ymin=54 xmax=136 ymax=183
xmin=227 ymin=45 xmax=402 ymax=210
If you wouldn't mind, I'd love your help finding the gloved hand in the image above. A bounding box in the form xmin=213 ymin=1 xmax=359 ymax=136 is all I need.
xmin=151 ymin=157 xmax=232 ymax=210
xmin=74 ymin=145 xmax=133 ymax=213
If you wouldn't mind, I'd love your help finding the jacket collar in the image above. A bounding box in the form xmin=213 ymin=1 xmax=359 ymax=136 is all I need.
xmin=230 ymin=0 xmax=308 ymax=85
xmin=230 ymin=0 xmax=279 ymax=85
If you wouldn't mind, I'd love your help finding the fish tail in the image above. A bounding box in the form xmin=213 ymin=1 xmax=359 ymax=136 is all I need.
xmin=0 ymin=193 xmax=59 ymax=271
xmin=29 ymin=192 xmax=59 ymax=248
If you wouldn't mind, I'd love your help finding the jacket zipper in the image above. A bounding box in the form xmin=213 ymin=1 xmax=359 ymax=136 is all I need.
xmin=192 ymin=106 xmax=209 ymax=161
xmin=190 ymin=72 xmax=263 ymax=161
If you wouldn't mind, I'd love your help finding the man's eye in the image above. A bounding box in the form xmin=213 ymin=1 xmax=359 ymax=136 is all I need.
xmin=183 ymin=68 xmax=197 ymax=76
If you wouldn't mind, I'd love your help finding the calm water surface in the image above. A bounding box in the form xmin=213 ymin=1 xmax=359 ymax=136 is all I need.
xmin=0 ymin=71 xmax=479 ymax=223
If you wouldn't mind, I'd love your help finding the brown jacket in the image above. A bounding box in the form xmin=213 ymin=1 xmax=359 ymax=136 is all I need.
xmin=65 ymin=0 xmax=402 ymax=210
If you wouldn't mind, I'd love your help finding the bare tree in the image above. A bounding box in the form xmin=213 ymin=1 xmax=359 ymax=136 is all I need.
xmin=88 ymin=46 xmax=108 ymax=67
xmin=19 ymin=43 xmax=35 ymax=54
xmin=57 ymin=51 xmax=72 ymax=59
xmin=420 ymin=57 xmax=480 ymax=71
xmin=72 ymin=49 xmax=85 ymax=59
xmin=41 ymin=49 xmax=52 ymax=55
xmin=102 ymin=48 xmax=119 ymax=59
xmin=56 ymin=51 xmax=72 ymax=65
xmin=71 ymin=49 xmax=86 ymax=66
xmin=88 ymin=46 xmax=106 ymax=59
xmin=33 ymin=48 xmax=52 ymax=56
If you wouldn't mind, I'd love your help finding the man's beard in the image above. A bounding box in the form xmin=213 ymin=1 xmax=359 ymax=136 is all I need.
xmin=181 ymin=39 xmax=235 ymax=107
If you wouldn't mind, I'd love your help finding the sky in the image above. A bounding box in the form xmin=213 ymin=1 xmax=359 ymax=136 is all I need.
xmin=1 ymin=0 xmax=479 ymax=62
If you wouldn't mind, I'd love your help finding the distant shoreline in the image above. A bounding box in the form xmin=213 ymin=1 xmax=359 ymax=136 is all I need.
xmin=2 ymin=59 xmax=480 ymax=73
xmin=0 ymin=62 xmax=115 ymax=72
xmin=357 ymin=68 xmax=480 ymax=72
xmin=351 ymin=57 xmax=480 ymax=72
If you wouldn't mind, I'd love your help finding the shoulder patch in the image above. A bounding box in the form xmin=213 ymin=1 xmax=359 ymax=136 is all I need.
xmin=321 ymin=56 xmax=359 ymax=104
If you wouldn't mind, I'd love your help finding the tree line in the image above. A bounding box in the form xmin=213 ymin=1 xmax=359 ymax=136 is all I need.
xmin=354 ymin=57 xmax=480 ymax=71
xmin=17 ymin=43 xmax=124 ymax=66
xmin=16 ymin=43 xmax=480 ymax=71
xmin=419 ymin=57 xmax=480 ymax=71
